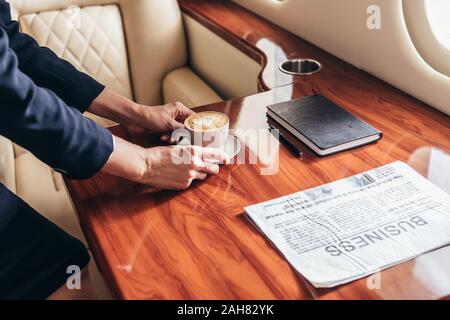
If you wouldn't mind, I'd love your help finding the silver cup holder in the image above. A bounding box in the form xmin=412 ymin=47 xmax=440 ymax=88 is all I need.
xmin=279 ymin=59 xmax=322 ymax=76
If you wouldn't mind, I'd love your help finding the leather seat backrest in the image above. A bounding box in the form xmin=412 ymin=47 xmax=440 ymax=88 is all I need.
xmin=7 ymin=0 xmax=188 ymax=105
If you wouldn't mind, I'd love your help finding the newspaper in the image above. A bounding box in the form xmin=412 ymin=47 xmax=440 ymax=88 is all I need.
xmin=245 ymin=161 xmax=450 ymax=288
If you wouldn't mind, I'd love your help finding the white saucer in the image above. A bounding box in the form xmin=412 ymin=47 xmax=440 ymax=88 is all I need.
xmin=224 ymin=134 xmax=241 ymax=161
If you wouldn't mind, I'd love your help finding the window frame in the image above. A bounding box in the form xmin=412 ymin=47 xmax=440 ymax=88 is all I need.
xmin=403 ymin=0 xmax=450 ymax=77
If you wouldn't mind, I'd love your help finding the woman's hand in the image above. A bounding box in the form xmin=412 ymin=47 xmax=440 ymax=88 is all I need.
xmin=101 ymin=136 xmax=229 ymax=191
xmin=88 ymin=89 xmax=194 ymax=134
xmin=127 ymin=102 xmax=194 ymax=135
xmin=139 ymin=145 xmax=229 ymax=190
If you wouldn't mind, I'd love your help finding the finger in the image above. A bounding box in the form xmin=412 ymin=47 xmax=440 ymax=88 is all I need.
xmin=161 ymin=134 xmax=179 ymax=145
xmin=188 ymin=145 xmax=229 ymax=164
xmin=170 ymin=119 xmax=186 ymax=130
xmin=197 ymin=162 xmax=220 ymax=175
xmin=191 ymin=155 xmax=219 ymax=175
xmin=174 ymin=102 xmax=195 ymax=122
xmin=161 ymin=135 xmax=171 ymax=142
xmin=188 ymin=145 xmax=204 ymax=158
xmin=176 ymin=178 xmax=194 ymax=190
xmin=194 ymin=171 xmax=208 ymax=181
xmin=201 ymin=147 xmax=230 ymax=165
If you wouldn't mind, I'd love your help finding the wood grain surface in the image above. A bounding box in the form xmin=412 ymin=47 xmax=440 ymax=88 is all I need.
xmin=66 ymin=0 xmax=450 ymax=299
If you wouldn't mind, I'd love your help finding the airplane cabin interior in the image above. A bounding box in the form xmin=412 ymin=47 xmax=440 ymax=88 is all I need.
xmin=0 ymin=0 xmax=449 ymax=305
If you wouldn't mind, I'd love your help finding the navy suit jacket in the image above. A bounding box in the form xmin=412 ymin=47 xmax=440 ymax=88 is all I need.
xmin=0 ymin=1 xmax=113 ymax=229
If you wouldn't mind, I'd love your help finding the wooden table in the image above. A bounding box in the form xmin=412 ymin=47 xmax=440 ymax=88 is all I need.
xmin=66 ymin=0 xmax=450 ymax=299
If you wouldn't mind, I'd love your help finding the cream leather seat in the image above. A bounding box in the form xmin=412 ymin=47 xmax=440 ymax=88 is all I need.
xmin=9 ymin=0 xmax=222 ymax=109
xmin=1 ymin=0 xmax=222 ymax=299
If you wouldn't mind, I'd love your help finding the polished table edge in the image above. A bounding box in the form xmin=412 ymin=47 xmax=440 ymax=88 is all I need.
xmin=178 ymin=0 xmax=450 ymax=124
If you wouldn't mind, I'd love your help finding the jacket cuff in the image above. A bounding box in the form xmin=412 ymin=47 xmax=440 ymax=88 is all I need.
xmin=74 ymin=74 xmax=106 ymax=113
xmin=64 ymin=125 xmax=114 ymax=180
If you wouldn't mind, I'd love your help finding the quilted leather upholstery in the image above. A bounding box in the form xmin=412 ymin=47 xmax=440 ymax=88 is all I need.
xmin=19 ymin=5 xmax=133 ymax=100
xmin=8 ymin=0 xmax=188 ymax=106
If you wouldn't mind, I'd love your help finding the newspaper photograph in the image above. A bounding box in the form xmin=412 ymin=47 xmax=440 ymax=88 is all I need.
xmin=245 ymin=161 xmax=450 ymax=288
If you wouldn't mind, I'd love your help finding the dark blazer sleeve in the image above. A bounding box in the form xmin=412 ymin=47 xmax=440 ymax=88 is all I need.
xmin=0 ymin=1 xmax=104 ymax=112
xmin=0 ymin=27 xmax=113 ymax=179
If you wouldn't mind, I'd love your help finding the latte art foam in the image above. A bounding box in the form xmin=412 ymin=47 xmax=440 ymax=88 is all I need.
xmin=186 ymin=112 xmax=228 ymax=131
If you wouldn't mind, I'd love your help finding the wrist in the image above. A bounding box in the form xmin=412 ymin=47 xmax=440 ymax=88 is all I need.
xmin=101 ymin=136 xmax=148 ymax=182
xmin=120 ymin=99 xmax=145 ymax=128
xmin=89 ymin=89 xmax=143 ymax=127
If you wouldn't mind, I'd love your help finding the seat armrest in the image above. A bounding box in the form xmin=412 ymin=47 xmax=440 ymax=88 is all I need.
xmin=163 ymin=67 xmax=222 ymax=108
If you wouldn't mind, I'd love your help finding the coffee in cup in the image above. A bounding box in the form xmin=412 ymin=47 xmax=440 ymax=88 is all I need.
xmin=184 ymin=111 xmax=229 ymax=149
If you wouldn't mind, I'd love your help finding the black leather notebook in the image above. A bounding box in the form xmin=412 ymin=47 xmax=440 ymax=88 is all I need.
xmin=267 ymin=95 xmax=382 ymax=156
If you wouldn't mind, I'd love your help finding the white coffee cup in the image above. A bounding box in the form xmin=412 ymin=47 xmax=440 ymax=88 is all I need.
xmin=184 ymin=111 xmax=230 ymax=150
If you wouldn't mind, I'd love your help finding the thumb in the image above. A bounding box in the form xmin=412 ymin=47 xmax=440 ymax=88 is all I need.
xmin=170 ymin=119 xmax=185 ymax=130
